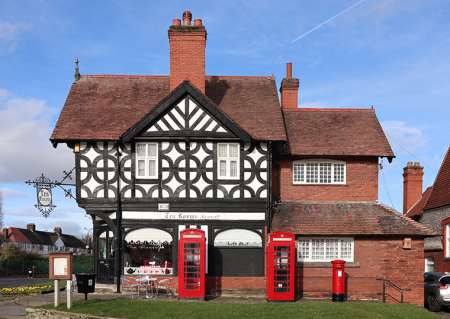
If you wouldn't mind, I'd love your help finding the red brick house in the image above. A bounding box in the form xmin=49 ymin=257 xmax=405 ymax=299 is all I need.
xmin=50 ymin=10 xmax=432 ymax=304
xmin=405 ymin=147 xmax=450 ymax=273
xmin=1 ymin=224 xmax=87 ymax=255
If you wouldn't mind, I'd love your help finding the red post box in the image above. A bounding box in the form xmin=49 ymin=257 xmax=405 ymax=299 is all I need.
xmin=266 ymin=231 xmax=296 ymax=301
xmin=178 ymin=228 xmax=206 ymax=299
xmin=331 ymin=259 xmax=346 ymax=302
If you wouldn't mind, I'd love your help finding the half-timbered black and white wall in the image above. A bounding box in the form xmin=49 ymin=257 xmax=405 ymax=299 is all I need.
xmin=78 ymin=92 xmax=272 ymax=283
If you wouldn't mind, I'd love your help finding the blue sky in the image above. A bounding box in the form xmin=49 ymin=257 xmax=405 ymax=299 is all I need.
xmin=0 ymin=0 xmax=449 ymax=237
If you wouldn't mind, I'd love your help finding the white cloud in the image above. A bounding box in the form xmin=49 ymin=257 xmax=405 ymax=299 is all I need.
xmin=0 ymin=21 xmax=29 ymax=51
xmin=382 ymin=120 xmax=427 ymax=154
xmin=0 ymin=89 xmax=74 ymax=183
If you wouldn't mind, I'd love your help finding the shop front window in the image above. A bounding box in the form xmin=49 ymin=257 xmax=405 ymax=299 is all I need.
xmin=98 ymin=231 xmax=114 ymax=259
xmin=212 ymin=228 xmax=264 ymax=276
xmin=123 ymin=228 xmax=173 ymax=276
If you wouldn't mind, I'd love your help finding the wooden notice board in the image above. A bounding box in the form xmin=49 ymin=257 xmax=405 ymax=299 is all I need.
xmin=49 ymin=252 xmax=73 ymax=280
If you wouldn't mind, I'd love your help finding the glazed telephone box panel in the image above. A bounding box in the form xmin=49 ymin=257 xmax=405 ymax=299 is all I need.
xmin=266 ymin=231 xmax=296 ymax=301
xmin=178 ymin=228 xmax=206 ymax=299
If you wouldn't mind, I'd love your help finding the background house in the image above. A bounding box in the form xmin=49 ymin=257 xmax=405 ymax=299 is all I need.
xmin=404 ymin=147 xmax=450 ymax=272
xmin=1 ymin=223 xmax=89 ymax=255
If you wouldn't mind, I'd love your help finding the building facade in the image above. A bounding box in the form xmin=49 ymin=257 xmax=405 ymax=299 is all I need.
xmin=405 ymin=148 xmax=450 ymax=273
xmin=1 ymin=224 xmax=88 ymax=255
xmin=51 ymin=10 xmax=433 ymax=304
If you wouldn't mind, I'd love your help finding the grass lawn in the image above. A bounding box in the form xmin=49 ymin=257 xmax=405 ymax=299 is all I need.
xmin=50 ymin=298 xmax=440 ymax=319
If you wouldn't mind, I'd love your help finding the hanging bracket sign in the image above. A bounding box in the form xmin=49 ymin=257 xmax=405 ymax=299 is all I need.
xmin=25 ymin=169 xmax=75 ymax=218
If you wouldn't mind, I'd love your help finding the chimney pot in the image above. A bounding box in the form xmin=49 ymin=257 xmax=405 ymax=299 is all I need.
xmin=169 ymin=11 xmax=206 ymax=93
xmin=172 ymin=18 xmax=181 ymax=26
xmin=182 ymin=10 xmax=192 ymax=26
xmin=280 ymin=62 xmax=299 ymax=110
xmin=27 ymin=223 xmax=36 ymax=232
xmin=286 ymin=62 xmax=292 ymax=79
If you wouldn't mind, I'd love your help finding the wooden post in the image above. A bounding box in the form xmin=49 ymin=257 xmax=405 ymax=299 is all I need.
xmin=66 ymin=280 xmax=72 ymax=309
xmin=54 ymin=280 xmax=59 ymax=307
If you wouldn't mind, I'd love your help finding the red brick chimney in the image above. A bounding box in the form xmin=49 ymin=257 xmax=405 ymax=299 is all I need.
xmin=168 ymin=10 xmax=207 ymax=93
xmin=54 ymin=226 xmax=62 ymax=236
xmin=280 ymin=62 xmax=299 ymax=110
xmin=27 ymin=223 xmax=36 ymax=232
xmin=403 ymin=161 xmax=423 ymax=214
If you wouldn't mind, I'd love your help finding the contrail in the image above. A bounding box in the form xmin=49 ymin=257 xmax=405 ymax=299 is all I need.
xmin=292 ymin=0 xmax=369 ymax=43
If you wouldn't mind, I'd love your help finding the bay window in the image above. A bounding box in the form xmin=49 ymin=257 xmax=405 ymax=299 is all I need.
xmin=136 ymin=142 xmax=158 ymax=179
xmin=217 ymin=143 xmax=240 ymax=180
xmin=297 ymin=238 xmax=354 ymax=262
xmin=293 ymin=160 xmax=346 ymax=185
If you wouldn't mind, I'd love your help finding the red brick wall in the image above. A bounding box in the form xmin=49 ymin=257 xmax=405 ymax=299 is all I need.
xmin=276 ymin=157 xmax=379 ymax=202
xmin=297 ymin=238 xmax=424 ymax=305
xmin=122 ymin=238 xmax=423 ymax=305
xmin=425 ymin=250 xmax=450 ymax=273
xmin=169 ymin=28 xmax=206 ymax=93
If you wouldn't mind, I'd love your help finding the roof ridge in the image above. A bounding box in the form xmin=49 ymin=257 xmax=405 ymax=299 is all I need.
xmin=206 ymin=75 xmax=273 ymax=79
xmin=292 ymin=107 xmax=375 ymax=112
xmin=377 ymin=203 xmax=436 ymax=236
xmin=278 ymin=200 xmax=377 ymax=205
xmin=81 ymin=74 xmax=168 ymax=79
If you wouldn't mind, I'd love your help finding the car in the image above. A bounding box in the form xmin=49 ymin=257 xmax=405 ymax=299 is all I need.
xmin=424 ymin=272 xmax=450 ymax=312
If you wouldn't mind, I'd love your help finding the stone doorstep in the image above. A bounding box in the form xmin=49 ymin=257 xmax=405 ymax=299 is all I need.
xmin=25 ymin=308 xmax=126 ymax=319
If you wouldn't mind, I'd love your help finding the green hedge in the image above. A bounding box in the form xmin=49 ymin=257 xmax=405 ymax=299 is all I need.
xmin=0 ymin=255 xmax=93 ymax=276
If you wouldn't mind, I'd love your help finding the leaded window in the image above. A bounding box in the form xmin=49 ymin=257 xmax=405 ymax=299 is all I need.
xmin=297 ymin=238 xmax=354 ymax=262
xmin=293 ymin=160 xmax=346 ymax=185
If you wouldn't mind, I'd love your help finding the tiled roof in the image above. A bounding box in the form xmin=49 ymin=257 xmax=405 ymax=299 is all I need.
xmin=425 ymin=147 xmax=450 ymax=211
xmin=271 ymin=202 xmax=435 ymax=236
xmin=406 ymin=186 xmax=433 ymax=219
xmin=282 ymin=108 xmax=394 ymax=158
xmin=8 ymin=228 xmax=85 ymax=248
xmin=51 ymin=75 xmax=287 ymax=143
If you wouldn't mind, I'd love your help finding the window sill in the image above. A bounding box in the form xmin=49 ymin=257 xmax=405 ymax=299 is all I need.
xmin=297 ymin=262 xmax=359 ymax=268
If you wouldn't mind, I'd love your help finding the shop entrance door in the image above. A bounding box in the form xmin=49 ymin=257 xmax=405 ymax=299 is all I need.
xmin=178 ymin=228 xmax=206 ymax=299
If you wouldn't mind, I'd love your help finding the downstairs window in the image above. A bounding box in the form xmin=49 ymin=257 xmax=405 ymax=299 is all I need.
xmin=297 ymin=238 xmax=354 ymax=263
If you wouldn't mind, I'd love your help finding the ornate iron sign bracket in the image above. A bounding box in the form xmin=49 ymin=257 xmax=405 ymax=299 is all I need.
xmin=25 ymin=168 xmax=76 ymax=217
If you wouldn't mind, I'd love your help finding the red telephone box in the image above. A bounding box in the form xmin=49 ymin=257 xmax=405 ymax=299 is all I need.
xmin=266 ymin=231 xmax=296 ymax=301
xmin=331 ymin=259 xmax=346 ymax=302
xmin=178 ymin=228 xmax=206 ymax=299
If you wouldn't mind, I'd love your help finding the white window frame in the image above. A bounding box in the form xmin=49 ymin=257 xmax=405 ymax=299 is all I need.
xmin=425 ymin=257 xmax=435 ymax=272
xmin=446 ymin=224 xmax=450 ymax=258
xmin=296 ymin=237 xmax=354 ymax=263
xmin=292 ymin=159 xmax=346 ymax=185
xmin=217 ymin=143 xmax=240 ymax=180
xmin=135 ymin=142 xmax=158 ymax=179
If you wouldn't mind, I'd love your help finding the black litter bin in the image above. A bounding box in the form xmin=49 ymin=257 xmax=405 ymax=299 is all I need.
xmin=76 ymin=273 xmax=96 ymax=300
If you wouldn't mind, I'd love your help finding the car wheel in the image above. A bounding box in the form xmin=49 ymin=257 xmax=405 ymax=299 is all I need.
xmin=427 ymin=295 xmax=442 ymax=312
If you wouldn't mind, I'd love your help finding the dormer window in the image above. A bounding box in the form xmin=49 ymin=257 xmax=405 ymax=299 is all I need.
xmin=217 ymin=143 xmax=240 ymax=180
xmin=136 ymin=142 xmax=158 ymax=179
xmin=293 ymin=160 xmax=346 ymax=185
